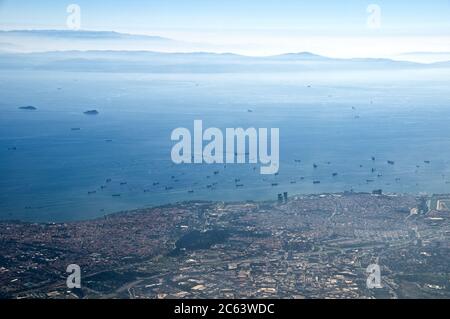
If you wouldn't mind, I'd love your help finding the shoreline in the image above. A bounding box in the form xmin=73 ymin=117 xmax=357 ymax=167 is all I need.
xmin=1 ymin=190 xmax=439 ymax=225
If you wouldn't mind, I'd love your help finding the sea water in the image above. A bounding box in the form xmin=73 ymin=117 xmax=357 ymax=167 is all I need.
xmin=0 ymin=68 xmax=449 ymax=221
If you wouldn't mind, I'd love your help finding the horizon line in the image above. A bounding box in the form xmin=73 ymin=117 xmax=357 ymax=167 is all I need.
xmin=1 ymin=28 xmax=450 ymax=63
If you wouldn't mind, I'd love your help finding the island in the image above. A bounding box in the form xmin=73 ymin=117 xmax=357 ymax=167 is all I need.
xmin=18 ymin=106 xmax=37 ymax=110
xmin=83 ymin=110 xmax=99 ymax=115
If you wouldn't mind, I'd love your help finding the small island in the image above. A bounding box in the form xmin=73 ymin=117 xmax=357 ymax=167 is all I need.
xmin=18 ymin=106 xmax=37 ymax=110
xmin=83 ymin=109 xmax=99 ymax=115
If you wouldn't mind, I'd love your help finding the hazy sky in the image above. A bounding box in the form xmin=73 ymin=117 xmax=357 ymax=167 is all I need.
xmin=0 ymin=0 xmax=449 ymax=57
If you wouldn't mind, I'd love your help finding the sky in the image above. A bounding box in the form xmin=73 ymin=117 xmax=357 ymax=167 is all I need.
xmin=0 ymin=0 xmax=449 ymax=58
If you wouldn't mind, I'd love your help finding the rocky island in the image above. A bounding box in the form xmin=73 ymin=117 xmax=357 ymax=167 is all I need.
xmin=83 ymin=110 xmax=99 ymax=115
xmin=18 ymin=106 xmax=37 ymax=110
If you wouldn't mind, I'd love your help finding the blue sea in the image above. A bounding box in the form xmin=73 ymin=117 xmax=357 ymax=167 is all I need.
xmin=0 ymin=68 xmax=449 ymax=221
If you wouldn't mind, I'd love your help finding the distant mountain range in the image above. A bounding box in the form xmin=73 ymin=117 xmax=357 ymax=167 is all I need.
xmin=0 ymin=29 xmax=174 ymax=41
xmin=0 ymin=29 xmax=195 ymax=53
xmin=1 ymin=49 xmax=447 ymax=74
xmin=0 ymin=30 xmax=449 ymax=73
xmin=0 ymin=29 xmax=448 ymax=61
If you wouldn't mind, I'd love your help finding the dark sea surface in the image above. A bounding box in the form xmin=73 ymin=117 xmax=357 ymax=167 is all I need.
xmin=0 ymin=68 xmax=449 ymax=221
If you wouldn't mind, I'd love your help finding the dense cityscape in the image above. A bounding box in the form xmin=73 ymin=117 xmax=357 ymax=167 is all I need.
xmin=1 ymin=192 xmax=448 ymax=299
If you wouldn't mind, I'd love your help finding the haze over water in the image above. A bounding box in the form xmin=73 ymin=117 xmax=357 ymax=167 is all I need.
xmin=1 ymin=67 xmax=449 ymax=222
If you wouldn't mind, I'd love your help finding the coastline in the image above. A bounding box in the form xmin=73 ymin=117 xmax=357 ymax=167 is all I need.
xmin=0 ymin=190 xmax=437 ymax=224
